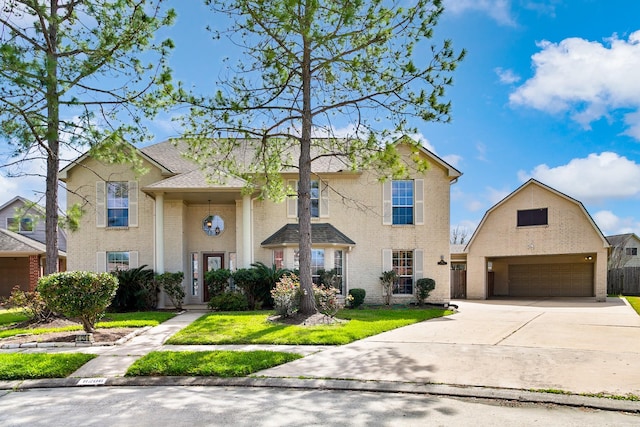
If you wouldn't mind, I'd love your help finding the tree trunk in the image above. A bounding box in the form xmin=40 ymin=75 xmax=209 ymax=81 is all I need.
xmin=44 ymin=0 xmax=60 ymax=276
xmin=297 ymin=2 xmax=316 ymax=315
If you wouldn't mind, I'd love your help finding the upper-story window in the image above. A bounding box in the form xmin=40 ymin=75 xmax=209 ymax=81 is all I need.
xmin=96 ymin=181 xmax=138 ymax=228
xmin=626 ymin=247 xmax=638 ymax=256
xmin=392 ymin=180 xmax=414 ymax=225
xmin=517 ymin=208 xmax=548 ymax=227
xmin=107 ymin=182 xmax=130 ymax=227
xmin=287 ymin=179 xmax=328 ymax=219
xmin=383 ymin=179 xmax=424 ymax=226
xmin=7 ymin=216 xmax=34 ymax=233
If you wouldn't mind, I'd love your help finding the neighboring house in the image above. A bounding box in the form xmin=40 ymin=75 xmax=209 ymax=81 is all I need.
xmin=458 ymin=179 xmax=609 ymax=301
xmin=0 ymin=196 xmax=67 ymax=297
xmin=606 ymin=233 xmax=640 ymax=269
xmin=60 ymin=139 xmax=462 ymax=305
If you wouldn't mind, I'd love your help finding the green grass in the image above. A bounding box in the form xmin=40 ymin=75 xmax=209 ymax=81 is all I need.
xmin=126 ymin=350 xmax=302 ymax=377
xmin=625 ymin=296 xmax=640 ymax=316
xmin=0 ymin=353 xmax=97 ymax=380
xmin=166 ymin=308 xmax=451 ymax=345
xmin=0 ymin=311 xmax=176 ymax=339
xmin=0 ymin=308 xmax=29 ymax=327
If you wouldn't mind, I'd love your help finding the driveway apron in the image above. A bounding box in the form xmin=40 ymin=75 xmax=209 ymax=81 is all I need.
xmin=258 ymin=297 xmax=640 ymax=396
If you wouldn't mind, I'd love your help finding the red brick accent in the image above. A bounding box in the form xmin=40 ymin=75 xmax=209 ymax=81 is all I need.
xmin=28 ymin=255 xmax=40 ymax=291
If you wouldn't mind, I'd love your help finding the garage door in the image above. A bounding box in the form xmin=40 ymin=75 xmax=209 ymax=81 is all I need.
xmin=508 ymin=263 xmax=593 ymax=297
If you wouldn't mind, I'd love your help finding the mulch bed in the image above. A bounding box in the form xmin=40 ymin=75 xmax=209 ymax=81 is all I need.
xmin=1 ymin=317 xmax=136 ymax=345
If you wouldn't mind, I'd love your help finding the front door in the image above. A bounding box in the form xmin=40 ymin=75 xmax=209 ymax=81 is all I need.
xmin=203 ymin=252 xmax=225 ymax=301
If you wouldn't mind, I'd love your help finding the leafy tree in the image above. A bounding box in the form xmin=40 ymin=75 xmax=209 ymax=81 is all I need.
xmin=181 ymin=0 xmax=464 ymax=314
xmin=0 ymin=1 xmax=176 ymax=274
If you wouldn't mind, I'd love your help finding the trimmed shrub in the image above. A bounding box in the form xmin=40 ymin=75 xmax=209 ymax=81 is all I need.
xmin=37 ymin=271 xmax=118 ymax=333
xmin=233 ymin=268 xmax=261 ymax=310
xmin=2 ymin=285 xmax=53 ymax=322
xmin=348 ymin=288 xmax=366 ymax=309
xmin=205 ymin=268 xmax=232 ymax=298
xmin=271 ymin=274 xmax=300 ymax=317
xmin=111 ymin=265 xmax=156 ymax=311
xmin=155 ymin=272 xmax=185 ymax=310
xmin=380 ymin=270 xmax=398 ymax=305
xmin=208 ymin=292 xmax=249 ymax=311
xmin=416 ymin=278 xmax=436 ymax=306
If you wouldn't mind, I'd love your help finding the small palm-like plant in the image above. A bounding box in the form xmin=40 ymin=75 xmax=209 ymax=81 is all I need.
xmin=380 ymin=270 xmax=398 ymax=306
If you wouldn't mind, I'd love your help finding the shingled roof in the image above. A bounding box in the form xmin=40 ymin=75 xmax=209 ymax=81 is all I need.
xmin=261 ymin=223 xmax=356 ymax=247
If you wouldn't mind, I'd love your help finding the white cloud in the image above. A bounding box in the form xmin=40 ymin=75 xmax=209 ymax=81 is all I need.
xmin=466 ymin=199 xmax=484 ymax=212
xmin=444 ymin=0 xmax=516 ymax=27
xmin=510 ymin=31 xmax=640 ymax=140
xmin=519 ymin=152 xmax=640 ymax=203
xmin=442 ymin=154 xmax=462 ymax=168
xmin=486 ymin=186 xmax=511 ymax=204
xmin=593 ymin=210 xmax=640 ymax=236
xmin=495 ymin=67 xmax=521 ymax=84
xmin=476 ymin=142 xmax=488 ymax=162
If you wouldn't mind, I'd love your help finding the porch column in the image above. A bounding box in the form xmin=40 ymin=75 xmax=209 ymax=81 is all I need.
xmin=242 ymin=194 xmax=252 ymax=268
xmin=155 ymin=192 xmax=165 ymax=273
xmin=155 ymin=193 xmax=165 ymax=308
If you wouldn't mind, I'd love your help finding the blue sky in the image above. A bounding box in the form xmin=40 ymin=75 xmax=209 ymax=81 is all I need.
xmin=2 ymin=0 xmax=639 ymax=239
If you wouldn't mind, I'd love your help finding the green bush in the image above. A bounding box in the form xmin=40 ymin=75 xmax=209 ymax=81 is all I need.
xmin=2 ymin=285 xmax=54 ymax=322
xmin=313 ymin=284 xmax=340 ymax=317
xmin=348 ymin=288 xmax=366 ymax=309
xmin=155 ymin=272 xmax=185 ymax=310
xmin=416 ymin=278 xmax=436 ymax=305
xmin=380 ymin=270 xmax=398 ymax=305
xmin=271 ymin=274 xmax=300 ymax=317
xmin=38 ymin=271 xmax=118 ymax=333
xmin=208 ymin=292 xmax=248 ymax=311
xmin=205 ymin=268 xmax=232 ymax=298
xmin=251 ymin=262 xmax=290 ymax=309
xmin=233 ymin=268 xmax=261 ymax=310
xmin=111 ymin=266 xmax=156 ymax=311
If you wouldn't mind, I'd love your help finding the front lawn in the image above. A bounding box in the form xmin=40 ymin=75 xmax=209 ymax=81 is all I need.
xmin=0 ymin=311 xmax=176 ymax=339
xmin=626 ymin=296 xmax=640 ymax=316
xmin=126 ymin=350 xmax=302 ymax=377
xmin=0 ymin=353 xmax=97 ymax=380
xmin=166 ymin=307 xmax=451 ymax=345
xmin=0 ymin=308 xmax=29 ymax=328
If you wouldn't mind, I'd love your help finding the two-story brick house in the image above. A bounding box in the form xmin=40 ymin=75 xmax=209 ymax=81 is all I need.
xmin=60 ymin=138 xmax=461 ymax=305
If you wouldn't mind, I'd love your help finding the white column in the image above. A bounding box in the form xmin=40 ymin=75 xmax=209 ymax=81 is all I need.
xmin=242 ymin=194 xmax=252 ymax=268
xmin=155 ymin=193 xmax=165 ymax=308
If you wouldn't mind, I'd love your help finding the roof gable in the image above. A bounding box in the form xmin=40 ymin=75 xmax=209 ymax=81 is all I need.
xmin=465 ymin=178 xmax=609 ymax=250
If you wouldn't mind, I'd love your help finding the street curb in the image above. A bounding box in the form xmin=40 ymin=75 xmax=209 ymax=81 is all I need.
xmin=1 ymin=376 xmax=638 ymax=414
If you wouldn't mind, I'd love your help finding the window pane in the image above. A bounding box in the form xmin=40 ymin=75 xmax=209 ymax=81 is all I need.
xmin=392 ymin=250 xmax=413 ymax=294
xmin=392 ymin=180 xmax=414 ymax=225
xmin=310 ymin=180 xmax=319 ymax=218
xmin=107 ymin=182 xmax=129 ymax=227
xmin=273 ymin=249 xmax=284 ymax=269
xmin=517 ymin=208 xmax=548 ymax=226
xmin=334 ymin=250 xmax=343 ymax=294
xmin=107 ymin=251 xmax=129 ymax=272
xmin=311 ymin=249 xmax=325 ymax=284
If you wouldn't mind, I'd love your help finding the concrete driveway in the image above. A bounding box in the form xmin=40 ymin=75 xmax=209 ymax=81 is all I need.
xmin=258 ymin=297 xmax=640 ymax=396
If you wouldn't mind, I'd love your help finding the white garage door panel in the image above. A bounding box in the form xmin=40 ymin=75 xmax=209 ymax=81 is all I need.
xmin=508 ymin=263 xmax=593 ymax=297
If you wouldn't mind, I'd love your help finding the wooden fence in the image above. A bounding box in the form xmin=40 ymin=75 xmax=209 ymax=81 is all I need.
xmin=451 ymin=270 xmax=467 ymax=299
xmin=608 ymin=267 xmax=640 ymax=295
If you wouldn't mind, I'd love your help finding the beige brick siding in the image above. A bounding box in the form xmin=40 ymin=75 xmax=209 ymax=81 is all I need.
xmin=466 ymin=182 xmax=608 ymax=301
xmin=65 ymin=144 xmax=456 ymax=305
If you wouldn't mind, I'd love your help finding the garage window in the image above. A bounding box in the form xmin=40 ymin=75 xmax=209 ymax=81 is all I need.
xmin=517 ymin=208 xmax=548 ymax=227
